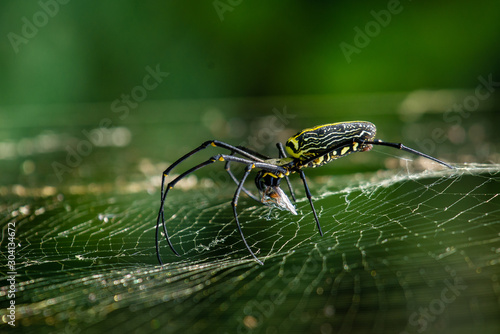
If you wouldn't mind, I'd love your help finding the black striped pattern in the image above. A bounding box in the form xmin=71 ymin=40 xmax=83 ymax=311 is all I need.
xmin=285 ymin=121 xmax=376 ymax=166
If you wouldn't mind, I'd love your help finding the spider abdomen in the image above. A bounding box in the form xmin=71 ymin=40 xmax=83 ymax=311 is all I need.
xmin=304 ymin=150 xmax=342 ymax=168
xmin=285 ymin=121 xmax=377 ymax=163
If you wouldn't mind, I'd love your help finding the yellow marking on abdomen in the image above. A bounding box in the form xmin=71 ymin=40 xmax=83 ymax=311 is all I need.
xmin=285 ymin=138 xmax=300 ymax=158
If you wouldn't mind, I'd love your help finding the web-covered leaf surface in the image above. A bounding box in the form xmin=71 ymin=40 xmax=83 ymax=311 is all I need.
xmin=1 ymin=166 xmax=499 ymax=334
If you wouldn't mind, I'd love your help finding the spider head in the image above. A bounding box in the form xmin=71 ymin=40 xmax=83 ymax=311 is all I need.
xmin=255 ymin=172 xmax=297 ymax=215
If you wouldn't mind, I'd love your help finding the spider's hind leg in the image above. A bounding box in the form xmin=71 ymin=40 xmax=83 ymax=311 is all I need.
xmin=363 ymin=139 xmax=454 ymax=169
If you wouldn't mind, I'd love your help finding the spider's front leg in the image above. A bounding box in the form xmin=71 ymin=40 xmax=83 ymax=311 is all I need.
xmin=156 ymin=152 xmax=287 ymax=265
xmin=157 ymin=140 xmax=264 ymax=264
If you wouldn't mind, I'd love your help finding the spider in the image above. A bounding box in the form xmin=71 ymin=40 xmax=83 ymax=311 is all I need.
xmin=156 ymin=121 xmax=454 ymax=265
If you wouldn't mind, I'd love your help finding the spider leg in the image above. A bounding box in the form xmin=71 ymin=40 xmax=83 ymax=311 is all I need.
xmin=276 ymin=143 xmax=297 ymax=202
xmin=157 ymin=153 xmax=286 ymax=265
xmin=234 ymin=145 xmax=270 ymax=160
xmin=157 ymin=140 xmax=273 ymax=265
xmin=232 ymin=164 xmax=264 ymax=265
xmin=363 ymin=139 xmax=454 ymax=169
xmin=157 ymin=157 xmax=218 ymax=264
xmin=164 ymin=140 xmax=266 ymax=177
xmin=158 ymin=168 xmax=175 ymax=261
xmin=298 ymin=170 xmax=324 ymax=236
xmin=161 ymin=141 xmax=268 ymax=227
xmin=225 ymin=156 xmax=260 ymax=202
xmin=224 ymin=146 xmax=270 ymax=202
xmin=227 ymin=144 xmax=273 ymax=199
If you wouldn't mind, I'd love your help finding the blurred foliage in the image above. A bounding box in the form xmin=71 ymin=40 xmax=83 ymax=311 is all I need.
xmin=0 ymin=0 xmax=499 ymax=105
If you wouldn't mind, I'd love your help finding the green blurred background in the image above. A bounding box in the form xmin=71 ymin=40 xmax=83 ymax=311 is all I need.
xmin=1 ymin=1 xmax=500 ymax=104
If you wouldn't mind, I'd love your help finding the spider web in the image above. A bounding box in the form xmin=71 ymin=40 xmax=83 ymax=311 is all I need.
xmin=1 ymin=164 xmax=499 ymax=334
